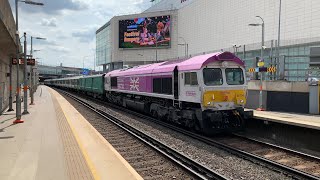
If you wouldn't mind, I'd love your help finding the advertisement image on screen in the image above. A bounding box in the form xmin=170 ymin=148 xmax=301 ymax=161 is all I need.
xmin=119 ymin=15 xmax=171 ymax=49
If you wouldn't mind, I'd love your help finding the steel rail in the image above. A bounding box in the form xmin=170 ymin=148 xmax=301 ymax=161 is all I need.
xmin=56 ymin=88 xmax=319 ymax=180
xmin=60 ymin=90 xmax=228 ymax=180
xmin=232 ymin=133 xmax=320 ymax=162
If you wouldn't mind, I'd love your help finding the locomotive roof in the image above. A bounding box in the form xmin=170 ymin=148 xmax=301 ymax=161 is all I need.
xmin=107 ymin=52 xmax=244 ymax=77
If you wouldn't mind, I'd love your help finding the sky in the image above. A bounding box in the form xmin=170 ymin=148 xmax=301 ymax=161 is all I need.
xmin=9 ymin=0 xmax=152 ymax=71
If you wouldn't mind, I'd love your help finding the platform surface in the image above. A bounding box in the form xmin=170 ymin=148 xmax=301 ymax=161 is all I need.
xmin=247 ymin=109 xmax=320 ymax=130
xmin=0 ymin=85 xmax=142 ymax=180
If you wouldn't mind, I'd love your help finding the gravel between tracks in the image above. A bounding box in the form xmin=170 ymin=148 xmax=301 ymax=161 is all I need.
xmin=64 ymin=95 xmax=196 ymax=180
xmin=62 ymin=92 xmax=295 ymax=180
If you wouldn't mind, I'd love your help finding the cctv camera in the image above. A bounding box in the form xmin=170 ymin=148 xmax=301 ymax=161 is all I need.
xmin=262 ymin=46 xmax=267 ymax=49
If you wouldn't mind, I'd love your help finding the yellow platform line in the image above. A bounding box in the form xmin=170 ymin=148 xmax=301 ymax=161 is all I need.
xmin=59 ymin=101 xmax=100 ymax=180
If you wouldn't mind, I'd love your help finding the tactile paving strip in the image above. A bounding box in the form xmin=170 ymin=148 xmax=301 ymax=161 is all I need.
xmin=51 ymin=94 xmax=94 ymax=180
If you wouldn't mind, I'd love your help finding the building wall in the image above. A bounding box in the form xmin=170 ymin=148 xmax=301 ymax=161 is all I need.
xmin=246 ymin=81 xmax=310 ymax=113
xmin=0 ymin=51 xmax=24 ymax=113
xmin=111 ymin=10 xmax=179 ymax=67
xmin=176 ymin=0 xmax=320 ymax=58
xmin=145 ymin=0 xmax=195 ymax=12
xmin=0 ymin=0 xmax=16 ymax=47
xmin=0 ymin=0 xmax=20 ymax=113
xmin=96 ymin=22 xmax=112 ymax=66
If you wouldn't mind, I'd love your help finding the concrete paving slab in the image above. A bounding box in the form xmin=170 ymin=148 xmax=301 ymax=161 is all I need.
xmin=246 ymin=109 xmax=320 ymax=130
xmin=0 ymin=86 xmax=68 ymax=180
xmin=50 ymin=88 xmax=143 ymax=180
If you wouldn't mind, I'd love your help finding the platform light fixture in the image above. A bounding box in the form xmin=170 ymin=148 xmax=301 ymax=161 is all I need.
xmin=21 ymin=0 xmax=44 ymax=6
xmin=249 ymin=16 xmax=265 ymax=111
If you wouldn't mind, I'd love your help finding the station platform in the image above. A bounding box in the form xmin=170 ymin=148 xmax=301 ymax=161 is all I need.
xmin=247 ymin=109 xmax=320 ymax=130
xmin=0 ymin=85 xmax=142 ymax=180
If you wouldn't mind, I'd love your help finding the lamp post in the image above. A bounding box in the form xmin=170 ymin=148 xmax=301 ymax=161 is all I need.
xmin=155 ymin=33 xmax=158 ymax=62
xmin=8 ymin=57 xmax=13 ymax=112
xmin=13 ymin=0 xmax=44 ymax=124
xmin=277 ymin=0 xmax=282 ymax=79
xmin=232 ymin=44 xmax=242 ymax=56
xmin=22 ymin=32 xmax=28 ymax=114
xmin=249 ymin=16 xmax=265 ymax=59
xmin=30 ymin=50 xmax=41 ymax=105
xmin=30 ymin=36 xmax=45 ymax=105
xmin=249 ymin=16 xmax=265 ymax=111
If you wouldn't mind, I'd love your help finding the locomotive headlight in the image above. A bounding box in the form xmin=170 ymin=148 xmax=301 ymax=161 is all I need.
xmin=239 ymin=99 xmax=244 ymax=104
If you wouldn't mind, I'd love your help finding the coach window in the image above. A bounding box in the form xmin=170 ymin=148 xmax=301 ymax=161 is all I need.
xmin=184 ymin=72 xmax=198 ymax=85
xmin=203 ymin=68 xmax=223 ymax=86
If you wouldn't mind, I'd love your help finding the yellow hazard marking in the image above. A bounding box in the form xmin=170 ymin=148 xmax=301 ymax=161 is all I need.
xmin=59 ymin=101 xmax=100 ymax=180
xmin=248 ymin=68 xmax=255 ymax=73
xmin=267 ymin=66 xmax=277 ymax=73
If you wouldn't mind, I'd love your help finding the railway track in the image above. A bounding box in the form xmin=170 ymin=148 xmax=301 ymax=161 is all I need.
xmin=60 ymin=90 xmax=227 ymax=180
xmin=215 ymin=134 xmax=320 ymax=177
xmin=57 ymin=88 xmax=320 ymax=179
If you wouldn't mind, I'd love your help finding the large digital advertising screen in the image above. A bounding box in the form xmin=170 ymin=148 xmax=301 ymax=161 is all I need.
xmin=119 ymin=15 xmax=171 ymax=49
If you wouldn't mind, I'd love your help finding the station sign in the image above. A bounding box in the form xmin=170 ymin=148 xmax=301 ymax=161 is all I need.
xmin=248 ymin=66 xmax=277 ymax=73
xmin=257 ymin=61 xmax=265 ymax=67
xmin=12 ymin=58 xmax=36 ymax=66
xmin=259 ymin=67 xmax=268 ymax=72
xmin=82 ymin=68 xmax=89 ymax=75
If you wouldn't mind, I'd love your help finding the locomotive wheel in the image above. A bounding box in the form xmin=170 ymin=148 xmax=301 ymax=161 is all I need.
xmin=151 ymin=110 xmax=158 ymax=119
xmin=194 ymin=122 xmax=201 ymax=132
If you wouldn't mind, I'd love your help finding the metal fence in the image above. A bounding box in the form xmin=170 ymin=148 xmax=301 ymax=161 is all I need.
xmin=243 ymin=54 xmax=320 ymax=82
xmin=283 ymin=55 xmax=313 ymax=81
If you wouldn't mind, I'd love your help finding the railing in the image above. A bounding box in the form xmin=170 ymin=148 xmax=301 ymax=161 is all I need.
xmin=283 ymin=55 xmax=320 ymax=81
xmin=244 ymin=55 xmax=320 ymax=82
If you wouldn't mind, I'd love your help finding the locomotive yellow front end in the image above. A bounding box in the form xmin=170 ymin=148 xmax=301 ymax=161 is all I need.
xmin=202 ymin=89 xmax=246 ymax=110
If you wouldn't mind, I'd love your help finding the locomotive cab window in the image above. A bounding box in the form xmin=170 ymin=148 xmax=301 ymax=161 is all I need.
xmin=184 ymin=72 xmax=198 ymax=85
xmin=203 ymin=68 xmax=223 ymax=86
xmin=225 ymin=68 xmax=244 ymax=85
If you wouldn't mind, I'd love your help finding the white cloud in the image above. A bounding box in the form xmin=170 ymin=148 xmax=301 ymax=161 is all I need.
xmin=48 ymin=46 xmax=71 ymax=53
xmin=40 ymin=18 xmax=57 ymax=27
xmin=13 ymin=0 xmax=152 ymax=69
xmin=72 ymin=25 xmax=99 ymax=43
xmin=10 ymin=0 xmax=89 ymax=15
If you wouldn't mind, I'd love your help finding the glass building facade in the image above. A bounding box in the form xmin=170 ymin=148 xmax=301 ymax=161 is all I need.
xmin=96 ymin=23 xmax=112 ymax=66
xmin=241 ymin=42 xmax=320 ymax=81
